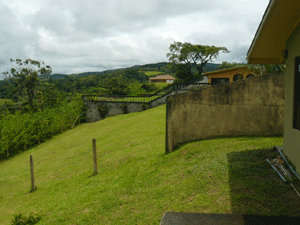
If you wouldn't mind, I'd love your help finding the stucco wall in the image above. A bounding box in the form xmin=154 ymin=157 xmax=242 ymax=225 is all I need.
xmin=284 ymin=22 xmax=300 ymax=174
xmin=166 ymin=73 xmax=285 ymax=153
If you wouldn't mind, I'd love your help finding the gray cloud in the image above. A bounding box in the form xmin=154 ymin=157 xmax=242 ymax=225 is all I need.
xmin=0 ymin=0 xmax=269 ymax=78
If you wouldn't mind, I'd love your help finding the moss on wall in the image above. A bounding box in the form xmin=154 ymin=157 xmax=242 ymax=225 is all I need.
xmin=166 ymin=73 xmax=285 ymax=153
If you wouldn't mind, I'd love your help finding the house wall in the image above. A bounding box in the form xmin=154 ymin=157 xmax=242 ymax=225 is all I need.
xmin=284 ymin=22 xmax=300 ymax=173
xmin=205 ymin=67 xmax=254 ymax=83
xmin=166 ymin=73 xmax=285 ymax=153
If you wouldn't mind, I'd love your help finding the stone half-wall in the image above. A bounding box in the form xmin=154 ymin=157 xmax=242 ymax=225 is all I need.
xmin=85 ymin=89 xmax=190 ymax=123
xmin=85 ymin=102 xmax=145 ymax=122
xmin=166 ymin=73 xmax=285 ymax=153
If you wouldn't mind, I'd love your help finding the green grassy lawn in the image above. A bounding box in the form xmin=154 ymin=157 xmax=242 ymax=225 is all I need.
xmin=153 ymin=83 xmax=170 ymax=89
xmin=1 ymin=105 xmax=299 ymax=224
xmin=143 ymin=71 xmax=164 ymax=76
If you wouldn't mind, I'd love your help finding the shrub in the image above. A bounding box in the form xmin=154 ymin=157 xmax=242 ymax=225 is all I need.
xmin=142 ymin=103 xmax=149 ymax=111
xmin=11 ymin=212 xmax=42 ymax=225
xmin=0 ymin=99 xmax=85 ymax=160
xmin=120 ymin=103 xmax=128 ymax=114
xmin=141 ymin=83 xmax=157 ymax=92
xmin=97 ymin=104 xmax=110 ymax=119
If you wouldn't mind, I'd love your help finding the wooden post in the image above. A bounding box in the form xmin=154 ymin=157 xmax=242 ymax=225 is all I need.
xmin=30 ymin=155 xmax=36 ymax=192
xmin=93 ymin=138 xmax=98 ymax=175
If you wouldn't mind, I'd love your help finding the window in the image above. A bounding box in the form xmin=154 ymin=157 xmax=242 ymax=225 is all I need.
xmin=211 ymin=78 xmax=229 ymax=85
xmin=233 ymin=74 xmax=243 ymax=81
xmin=293 ymin=56 xmax=300 ymax=130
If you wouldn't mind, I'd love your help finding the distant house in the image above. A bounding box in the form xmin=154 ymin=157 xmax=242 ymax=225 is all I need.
xmin=247 ymin=0 xmax=300 ymax=174
xmin=202 ymin=66 xmax=256 ymax=85
xmin=149 ymin=75 xmax=175 ymax=84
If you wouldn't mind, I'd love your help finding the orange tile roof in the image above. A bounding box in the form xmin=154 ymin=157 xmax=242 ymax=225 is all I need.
xmin=202 ymin=66 xmax=248 ymax=76
xmin=149 ymin=75 xmax=175 ymax=80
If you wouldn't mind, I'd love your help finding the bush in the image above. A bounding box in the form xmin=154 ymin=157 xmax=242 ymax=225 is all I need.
xmin=120 ymin=103 xmax=128 ymax=114
xmin=0 ymin=99 xmax=85 ymax=160
xmin=11 ymin=212 xmax=42 ymax=225
xmin=142 ymin=103 xmax=149 ymax=111
xmin=141 ymin=83 xmax=157 ymax=92
xmin=97 ymin=104 xmax=110 ymax=119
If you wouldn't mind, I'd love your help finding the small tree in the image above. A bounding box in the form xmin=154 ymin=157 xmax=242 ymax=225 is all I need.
xmin=166 ymin=42 xmax=230 ymax=82
xmin=2 ymin=59 xmax=52 ymax=111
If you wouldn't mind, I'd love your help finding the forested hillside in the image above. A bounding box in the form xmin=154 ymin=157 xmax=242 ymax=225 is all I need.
xmin=47 ymin=62 xmax=221 ymax=80
xmin=0 ymin=60 xmax=223 ymax=160
xmin=0 ymin=61 xmax=224 ymax=113
xmin=0 ymin=61 xmax=175 ymax=160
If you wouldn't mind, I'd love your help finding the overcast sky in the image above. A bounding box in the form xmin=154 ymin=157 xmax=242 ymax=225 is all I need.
xmin=0 ymin=0 xmax=269 ymax=78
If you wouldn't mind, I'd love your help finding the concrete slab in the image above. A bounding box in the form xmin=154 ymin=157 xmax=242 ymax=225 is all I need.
xmin=160 ymin=212 xmax=300 ymax=225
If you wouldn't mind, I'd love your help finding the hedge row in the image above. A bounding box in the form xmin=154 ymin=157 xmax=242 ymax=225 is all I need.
xmin=0 ymin=100 xmax=85 ymax=160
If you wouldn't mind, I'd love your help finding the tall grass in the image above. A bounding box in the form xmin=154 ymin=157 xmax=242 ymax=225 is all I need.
xmin=0 ymin=99 xmax=85 ymax=160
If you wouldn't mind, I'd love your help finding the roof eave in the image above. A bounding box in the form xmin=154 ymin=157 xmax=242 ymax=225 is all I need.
xmin=247 ymin=0 xmax=300 ymax=65
xmin=247 ymin=57 xmax=284 ymax=65
xmin=247 ymin=0 xmax=275 ymax=62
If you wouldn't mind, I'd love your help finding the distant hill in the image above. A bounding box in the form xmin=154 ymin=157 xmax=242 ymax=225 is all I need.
xmin=204 ymin=62 xmax=221 ymax=72
xmin=131 ymin=62 xmax=169 ymax=69
xmin=48 ymin=62 xmax=221 ymax=79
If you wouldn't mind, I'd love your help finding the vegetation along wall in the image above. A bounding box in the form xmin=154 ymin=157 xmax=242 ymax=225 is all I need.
xmin=166 ymin=73 xmax=285 ymax=153
xmin=84 ymin=89 xmax=189 ymax=122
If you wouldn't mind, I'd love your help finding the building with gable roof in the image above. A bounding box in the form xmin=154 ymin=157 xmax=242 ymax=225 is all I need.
xmin=202 ymin=66 xmax=256 ymax=85
xmin=149 ymin=75 xmax=175 ymax=83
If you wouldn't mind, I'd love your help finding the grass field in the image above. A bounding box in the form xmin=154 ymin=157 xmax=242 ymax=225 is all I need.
xmin=153 ymin=83 xmax=170 ymax=89
xmin=142 ymin=71 xmax=164 ymax=76
xmin=1 ymin=105 xmax=299 ymax=224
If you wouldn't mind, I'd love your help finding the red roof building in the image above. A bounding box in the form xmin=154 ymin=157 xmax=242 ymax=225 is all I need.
xmin=149 ymin=75 xmax=175 ymax=83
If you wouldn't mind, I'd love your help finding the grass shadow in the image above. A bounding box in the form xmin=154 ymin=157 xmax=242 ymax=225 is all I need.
xmin=171 ymin=135 xmax=283 ymax=154
xmin=88 ymin=173 xmax=98 ymax=178
xmin=227 ymin=147 xmax=300 ymax=216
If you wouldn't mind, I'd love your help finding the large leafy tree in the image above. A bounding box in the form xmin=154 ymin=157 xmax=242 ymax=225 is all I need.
xmin=246 ymin=64 xmax=285 ymax=76
xmin=166 ymin=42 xmax=230 ymax=82
xmin=217 ymin=61 xmax=242 ymax=70
xmin=2 ymin=59 xmax=52 ymax=110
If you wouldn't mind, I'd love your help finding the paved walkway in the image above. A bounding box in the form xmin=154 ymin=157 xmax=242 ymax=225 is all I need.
xmin=160 ymin=212 xmax=300 ymax=225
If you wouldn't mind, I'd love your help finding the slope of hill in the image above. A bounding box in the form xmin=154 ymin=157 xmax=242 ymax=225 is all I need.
xmin=49 ymin=62 xmax=221 ymax=79
xmin=1 ymin=105 xmax=298 ymax=224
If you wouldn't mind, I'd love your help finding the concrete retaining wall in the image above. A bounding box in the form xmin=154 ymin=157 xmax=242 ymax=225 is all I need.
xmin=85 ymin=90 xmax=191 ymax=123
xmin=166 ymin=73 xmax=285 ymax=153
xmin=85 ymin=101 xmax=144 ymax=122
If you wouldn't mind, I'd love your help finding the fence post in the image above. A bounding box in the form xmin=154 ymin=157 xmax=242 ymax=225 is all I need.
xmin=30 ymin=155 xmax=36 ymax=192
xmin=92 ymin=138 xmax=98 ymax=175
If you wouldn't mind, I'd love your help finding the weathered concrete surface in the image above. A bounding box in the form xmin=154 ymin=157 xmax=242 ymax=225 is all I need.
xmin=85 ymin=102 xmax=145 ymax=122
xmin=85 ymin=90 xmax=192 ymax=122
xmin=166 ymin=73 xmax=285 ymax=153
